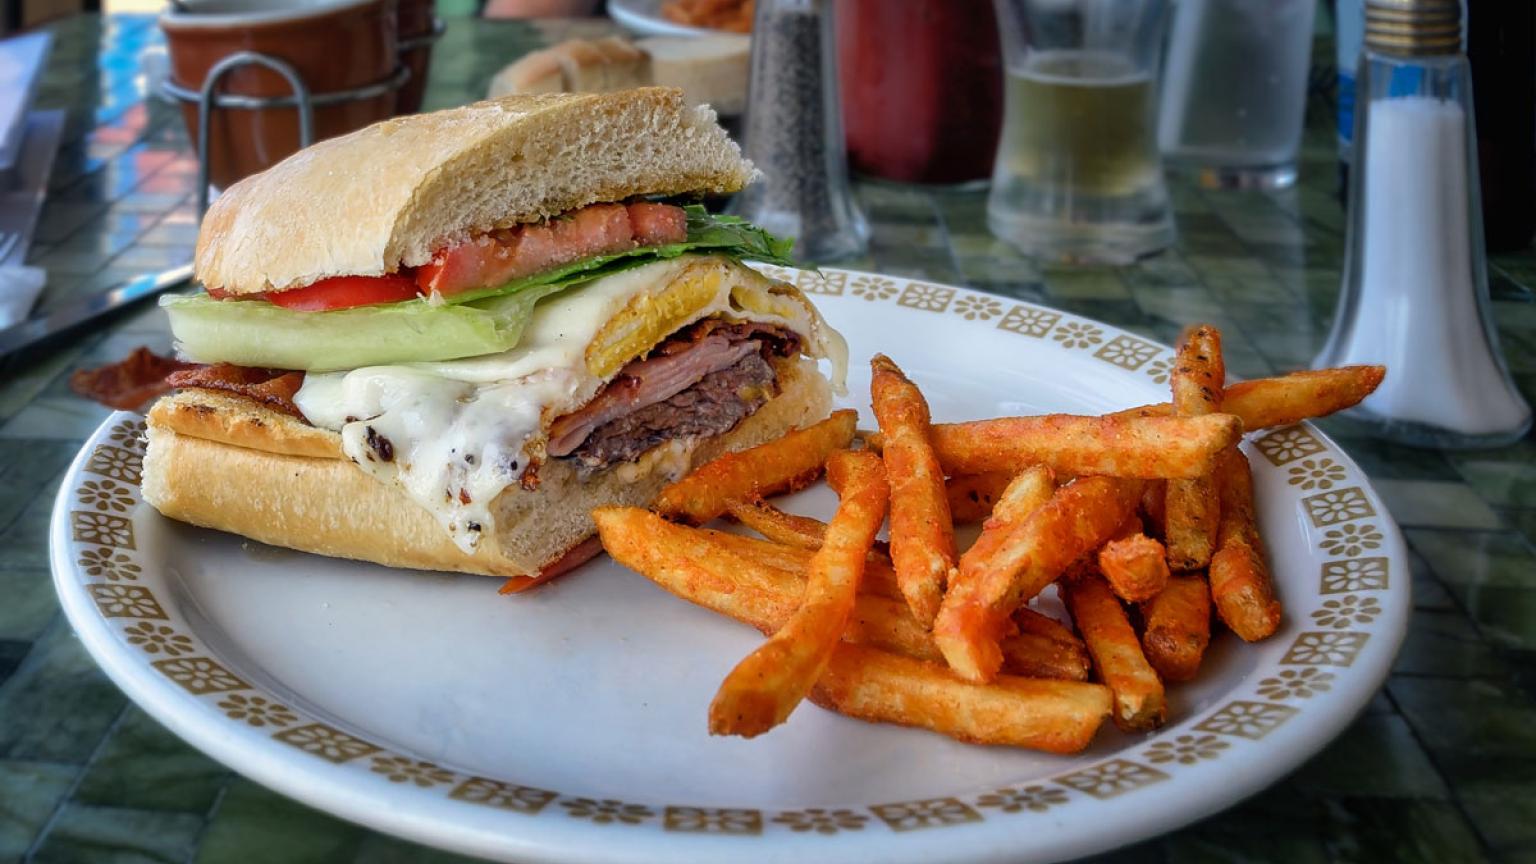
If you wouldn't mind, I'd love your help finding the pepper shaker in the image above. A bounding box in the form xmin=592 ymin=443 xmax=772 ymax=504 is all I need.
xmin=1314 ymin=0 xmax=1531 ymax=447
xmin=730 ymin=0 xmax=868 ymax=262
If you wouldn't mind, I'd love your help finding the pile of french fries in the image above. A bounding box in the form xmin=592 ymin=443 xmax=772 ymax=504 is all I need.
xmin=593 ymin=325 xmax=1385 ymax=752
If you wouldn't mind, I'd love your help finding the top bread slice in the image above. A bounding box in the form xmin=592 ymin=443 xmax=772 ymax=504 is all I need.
xmin=196 ymin=88 xmax=755 ymax=296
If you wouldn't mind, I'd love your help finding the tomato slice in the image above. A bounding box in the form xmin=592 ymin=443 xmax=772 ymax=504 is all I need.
xmin=265 ymin=274 xmax=422 ymax=311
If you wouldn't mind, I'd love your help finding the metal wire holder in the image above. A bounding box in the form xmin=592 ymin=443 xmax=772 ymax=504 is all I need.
xmin=160 ymin=50 xmax=412 ymax=218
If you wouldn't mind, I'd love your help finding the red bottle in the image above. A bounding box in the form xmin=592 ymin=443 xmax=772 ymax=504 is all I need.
xmin=836 ymin=0 xmax=1004 ymax=185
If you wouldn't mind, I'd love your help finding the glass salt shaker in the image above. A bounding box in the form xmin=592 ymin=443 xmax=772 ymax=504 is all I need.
xmin=730 ymin=0 xmax=869 ymax=262
xmin=1314 ymin=0 xmax=1531 ymax=448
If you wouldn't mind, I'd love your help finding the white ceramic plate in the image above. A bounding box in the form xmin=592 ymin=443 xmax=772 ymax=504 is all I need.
xmin=52 ymin=268 xmax=1407 ymax=864
xmin=608 ymin=0 xmax=726 ymax=38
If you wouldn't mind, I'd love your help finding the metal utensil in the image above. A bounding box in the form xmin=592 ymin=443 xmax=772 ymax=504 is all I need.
xmin=0 ymin=231 xmax=18 ymax=264
xmin=0 ymin=263 xmax=193 ymax=359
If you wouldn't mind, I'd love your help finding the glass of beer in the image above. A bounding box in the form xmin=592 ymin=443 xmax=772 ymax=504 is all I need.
xmin=986 ymin=0 xmax=1174 ymax=264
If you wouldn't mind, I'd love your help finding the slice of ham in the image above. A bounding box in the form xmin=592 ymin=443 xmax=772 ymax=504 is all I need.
xmin=69 ymin=347 xmax=201 ymax=411
xmin=415 ymin=201 xmax=689 ymax=298
xmin=165 ymin=364 xmax=306 ymax=418
xmin=546 ymin=320 xmax=799 ymax=459
xmin=545 ymin=334 xmax=761 ymax=457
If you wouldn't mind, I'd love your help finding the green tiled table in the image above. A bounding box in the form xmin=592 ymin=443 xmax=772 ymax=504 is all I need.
xmin=3 ymin=13 xmax=1535 ymax=864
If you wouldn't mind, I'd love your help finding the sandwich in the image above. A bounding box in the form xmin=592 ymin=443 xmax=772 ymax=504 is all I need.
xmin=142 ymin=88 xmax=847 ymax=583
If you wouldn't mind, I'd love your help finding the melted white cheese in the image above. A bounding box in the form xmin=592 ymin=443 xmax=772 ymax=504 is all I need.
xmin=293 ymin=257 xmax=814 ymax=554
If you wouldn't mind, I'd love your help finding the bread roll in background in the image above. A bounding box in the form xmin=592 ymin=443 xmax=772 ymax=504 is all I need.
xmin=592 ymin=36 xmax=650 ymax=90
xmin=549 ymin=39 xmax=610 ymax=92
xmin=637 ymin=35 xmax=750 ymax=116
xmin=489 ymin=51 xmax=563 ymax=97
xmin=488 ymin=35 xmax=750 ymax=115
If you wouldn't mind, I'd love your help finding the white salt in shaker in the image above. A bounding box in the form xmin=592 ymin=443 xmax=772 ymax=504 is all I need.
xmin=1315 ymin=0 xmax=1531 ymax=448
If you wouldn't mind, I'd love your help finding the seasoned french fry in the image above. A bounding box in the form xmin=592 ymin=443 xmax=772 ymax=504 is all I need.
xmin=724 ymin=498 xmax=827 ymax=550
xmin=1015 ymin=606 xmax=1078 ymax=644
xmin=988 ymin=466 xmax=1059 ymax=525
xmin=872 ymin=366 xmax=1382 ymax=477
xmin=935 ymin=476 xmax=1144 ymax=683
xmin=1111 ymin=366 xmax=1386 ymax=431
xmin=706 ymin=529 xmax=903 ymax=601
xmin=593 ymin=507 xmax=804 ymax=626
xmin=595 ymin=506 xmax=1084 ymax=679
xmin=1141 ymin=575 xmax=1212 ymax=682
xmin=654 ymin=410 xmax=858 ymax=524
xmin=1097 ymin=533 xmax=1171 ymax=603
xmin=870 ymin=355 xmax=956 ymax=626
xmin=725 ymin=497 xmax=893 ymax=558
xmin=1209 ymin=448 xmax=1282 ymax=641
xmin=945 ymin=466 xmax=1058 ymax=623
xmin=1165 ymin=325 xmax=1225 ymax=571
xmin=809 ymin=643 xmax=1112 ymax=753
xmin=844 ymin=596 xmax=1088 ymax=680
xmin=1164 ymin=482 xmax=1215 ymax=570
xmin=841 ymin=592 xmax=948 ymax=662
xmin=1005 ymin=607 xmax=1091 ymax=682
xmin=709 ymin=450 xmax=889 ymax=737
xmin=601 ymin=509 xmax=925 ymax=658
xmin=946 ymin=472 xmax=1014 ymax=525
xmin=906 ymin=414 xmax=1239 ymax=480
xmin=1223 ymin=366 xmax=1385 ymax=430
xmin=1056 ymin=516 xmax=1137 ymax=593
xmin=1170 ymin=324 xmax=1225 ymax=416
xmin=1062 ymin=574 xmax=1167 ymax=732
xmin=998 ymin=634 xmax=1092 ymax=682
xmin=1140 ymin=479 xmax=1168 ymax=540
xmin=1111 ymin=514 xmax=1142 ymax=541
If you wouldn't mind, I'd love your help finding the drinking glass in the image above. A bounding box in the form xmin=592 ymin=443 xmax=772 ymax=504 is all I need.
xmin=1158 ymin=0 xmax=1316 ymax=189
xmin=986 ymin=0 xmax=1173 ymax=264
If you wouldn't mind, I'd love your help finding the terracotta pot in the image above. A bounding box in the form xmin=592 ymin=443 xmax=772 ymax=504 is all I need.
xmin=161 ymin=0 xmax=399 ymax=191
xmin=395 ymin=0 xmax=437 ymax=114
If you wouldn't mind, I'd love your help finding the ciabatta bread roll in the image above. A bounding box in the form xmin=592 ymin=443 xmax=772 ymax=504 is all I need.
xmin=146 ymin=90 xmax=845 ymax=581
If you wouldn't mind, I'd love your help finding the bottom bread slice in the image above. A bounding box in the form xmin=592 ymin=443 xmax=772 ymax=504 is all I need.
xmin=141 ymin=356 xmax=834 ymax=577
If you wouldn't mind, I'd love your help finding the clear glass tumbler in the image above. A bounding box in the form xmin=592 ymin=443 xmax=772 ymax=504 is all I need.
xmin=986 ymin=0 xmax=1173 ymax=264
xmin=1158 ymin=0 xmax=1317 ymax=189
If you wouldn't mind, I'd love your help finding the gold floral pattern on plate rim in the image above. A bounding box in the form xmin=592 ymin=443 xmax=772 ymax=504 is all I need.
xmin=48 ymin=269 xmax=1409 ymax=855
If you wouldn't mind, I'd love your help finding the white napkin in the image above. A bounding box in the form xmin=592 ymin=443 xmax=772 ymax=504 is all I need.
xmin=0 ymin=265 xmax=46 ymax=329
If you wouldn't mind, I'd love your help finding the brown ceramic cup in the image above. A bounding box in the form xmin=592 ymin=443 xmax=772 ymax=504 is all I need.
xmin=160 ymin=0 xmax=399 ymax=191
xmin=395 ymin=0 xmax=438 ymax=114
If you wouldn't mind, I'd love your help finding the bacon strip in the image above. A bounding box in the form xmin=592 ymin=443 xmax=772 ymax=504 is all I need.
xmin=70 ymin=347 xmax=201 ymax=411
xmin=497 ymin=536 xmax=606 ymax=594
xmin=165 ymin=364 xmax=306 ymax=418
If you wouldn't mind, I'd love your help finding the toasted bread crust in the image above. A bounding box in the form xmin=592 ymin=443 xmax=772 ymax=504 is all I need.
xmin=149 ymin=389 xmax=342 ymax=459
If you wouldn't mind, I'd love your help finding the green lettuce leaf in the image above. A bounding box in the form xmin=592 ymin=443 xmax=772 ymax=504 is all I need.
xmin=163 ymin=207 xmax=796 ymax=372
xmin=438 ymin=206 xmax=796 ymax=305
xmin=164 ymin=283 xmax=571 ymax=373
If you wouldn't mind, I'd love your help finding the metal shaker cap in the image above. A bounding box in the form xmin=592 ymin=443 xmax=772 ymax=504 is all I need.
xmin=1365 ymin=0 xmax=1461 ymax=56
